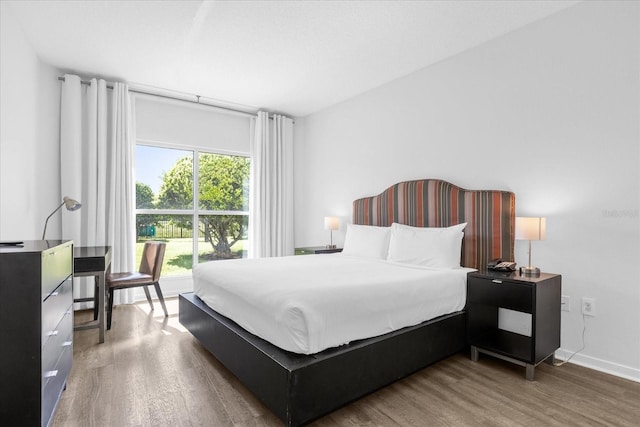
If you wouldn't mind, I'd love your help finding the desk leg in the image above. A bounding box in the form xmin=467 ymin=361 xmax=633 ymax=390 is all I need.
xmin=97 ymin=270 xmax=105 ymax=343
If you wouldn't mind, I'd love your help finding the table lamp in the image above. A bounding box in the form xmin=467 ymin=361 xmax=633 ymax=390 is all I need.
xmin=515 ymin=217 xmax=546 ymax=276
xmin=324 ymin=216 xmax=339 ymax=249
xmin=42 ymin=196 xmax=82 ymax=239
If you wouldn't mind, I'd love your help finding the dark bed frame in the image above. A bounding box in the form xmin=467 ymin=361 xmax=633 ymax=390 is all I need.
xmin=179 ymin=179 xmax=515 ymax=426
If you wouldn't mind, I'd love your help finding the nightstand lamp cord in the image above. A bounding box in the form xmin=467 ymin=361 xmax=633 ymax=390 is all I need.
xmin=554 ymin=313 xmax=586 ymax=367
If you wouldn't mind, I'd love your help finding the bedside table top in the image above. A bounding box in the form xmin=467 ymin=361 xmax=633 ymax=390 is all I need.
xmin=469 ymin=269 xmax=560 ymax=284
xmin=295 ymin=246 xmax=343 ymax=254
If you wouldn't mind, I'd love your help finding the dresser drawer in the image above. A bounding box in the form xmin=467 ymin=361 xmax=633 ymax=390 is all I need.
xmin=42 ymin=306 xmax=73 ymax=377
xmin=42 ymin=277 xmax=73 ymax=344
xmin=41 ymin=340 xmax=72 ymax=427
xmin=42 ymin=241 xmax=73 ymax=298
xmin=467 ymin=276 xmax=532 ymax=313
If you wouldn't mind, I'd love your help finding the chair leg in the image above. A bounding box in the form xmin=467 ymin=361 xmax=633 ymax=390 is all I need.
xmin=107 ymin=288 xmax=115 ymax=330
xmin=153 ymin=282 xmax=169 ymax=317
xmin=143 ymin=286 xmax=154 ymax=310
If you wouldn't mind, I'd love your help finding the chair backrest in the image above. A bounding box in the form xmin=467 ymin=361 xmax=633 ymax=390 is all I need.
xmin=139 ymin=241 xmax=166 ymax=282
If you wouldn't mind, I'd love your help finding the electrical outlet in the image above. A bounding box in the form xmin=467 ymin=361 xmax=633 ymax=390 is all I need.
xmin=561 ymin=295 xmax=570 ymax=312
xmin=582 ymin=297 xmax=596 ymax=316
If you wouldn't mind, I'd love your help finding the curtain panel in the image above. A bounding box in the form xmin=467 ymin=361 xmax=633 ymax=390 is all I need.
xmin=60 ymin=74 xmax=136 ymax=305
xmin=249 ymin=112 xmax=294 ymax=257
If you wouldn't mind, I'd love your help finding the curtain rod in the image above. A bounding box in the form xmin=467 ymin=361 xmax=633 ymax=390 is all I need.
xmin=56 ymin=76 xmax=266 ymax=119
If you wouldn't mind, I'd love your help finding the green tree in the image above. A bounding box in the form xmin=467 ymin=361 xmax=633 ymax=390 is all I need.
xmin=136 ymin=182 xmax=155 ymax=208
xmin=156 ymin=156 xmax=194 ymax=210
xmin=157 ymin=154 xmax=249 ymax=257
xmin=136 ymin=182 xmax=158 ymax=238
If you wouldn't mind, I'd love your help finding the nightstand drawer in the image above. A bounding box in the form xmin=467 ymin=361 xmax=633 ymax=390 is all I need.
xmin=467 ymin=276 xmax=532 ymax=313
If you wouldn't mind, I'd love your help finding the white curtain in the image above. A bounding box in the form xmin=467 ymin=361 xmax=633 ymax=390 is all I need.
xmin=249 ymin=111 xmax=294 ymax=257
xmin=61 ymin=74 xmax=136 ymax=305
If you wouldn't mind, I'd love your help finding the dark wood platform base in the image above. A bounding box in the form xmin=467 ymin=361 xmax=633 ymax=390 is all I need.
xmin=179 ymin=292 xmax=466 ymax=426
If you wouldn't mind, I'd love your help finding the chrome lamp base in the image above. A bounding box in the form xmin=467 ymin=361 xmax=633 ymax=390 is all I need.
xmin=520 ymin=266 xmax=540 ymax=277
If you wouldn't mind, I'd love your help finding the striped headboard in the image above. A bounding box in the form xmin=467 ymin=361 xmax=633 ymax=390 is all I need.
xmin=353 ymin=179 xmax=515 ymax=269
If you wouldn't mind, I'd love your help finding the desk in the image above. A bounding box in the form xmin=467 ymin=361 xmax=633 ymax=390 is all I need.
xmin=73 ymin=246 xmax=112 ymax=343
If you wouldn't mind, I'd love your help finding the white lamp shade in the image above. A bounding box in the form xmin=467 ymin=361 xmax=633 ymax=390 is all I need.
xmin=324 ymin=216 xmax=340 ymax=231
xmin=515 ymin=217 xmax=546 ymax=241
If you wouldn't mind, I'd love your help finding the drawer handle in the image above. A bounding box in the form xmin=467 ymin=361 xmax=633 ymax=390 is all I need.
xmin=62 ymin=341 xmax=73 ymax=347
xmin=43 ymin=370 xmax=58 ymax=378
xmin=47 ymin=330 xmax=59 ymax=337
xmin=50 ymin=291 xmax=59 ymax=297
xmin=492 ymin=279 xmax=503 ymax=284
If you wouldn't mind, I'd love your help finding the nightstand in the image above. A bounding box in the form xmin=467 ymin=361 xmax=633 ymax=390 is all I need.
xmin=467 ymin=270 xmax=561 ymax=380
xmin=295 ymin=246 xmax=343 ymax=255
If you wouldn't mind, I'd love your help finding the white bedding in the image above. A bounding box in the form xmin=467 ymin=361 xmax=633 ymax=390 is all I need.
xmin=193 ymin=254 xmax=473 ymax=355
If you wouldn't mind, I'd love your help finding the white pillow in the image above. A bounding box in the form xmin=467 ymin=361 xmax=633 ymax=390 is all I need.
xmin=341 ymin=224 xmax=391 ymax=259
xmin=388 ymin=222 xmax=467 ymax=268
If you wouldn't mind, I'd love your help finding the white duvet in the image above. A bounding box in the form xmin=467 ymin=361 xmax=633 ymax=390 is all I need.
xmin=193 ymin=254 xmax=472 ymax=355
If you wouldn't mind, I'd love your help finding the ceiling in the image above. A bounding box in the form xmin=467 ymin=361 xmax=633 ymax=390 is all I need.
xmin=7 ymin=1 xmax=579 ymax=117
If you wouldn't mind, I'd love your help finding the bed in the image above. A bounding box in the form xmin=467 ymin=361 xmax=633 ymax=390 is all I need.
xmin=179 ymin=179 xmax=515 ymax=426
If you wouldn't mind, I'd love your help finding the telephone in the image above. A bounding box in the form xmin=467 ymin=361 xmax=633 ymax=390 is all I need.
xmin=487 ymin=259 xmax=517 ymax=272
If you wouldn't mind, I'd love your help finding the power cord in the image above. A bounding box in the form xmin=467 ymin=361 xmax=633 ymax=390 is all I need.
xmin=554 ymin=313 xmax=586 ymax=367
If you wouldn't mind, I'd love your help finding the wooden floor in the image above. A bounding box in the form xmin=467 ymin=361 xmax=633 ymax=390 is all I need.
xmin=52 ymin=298 xmax=640 ymax=427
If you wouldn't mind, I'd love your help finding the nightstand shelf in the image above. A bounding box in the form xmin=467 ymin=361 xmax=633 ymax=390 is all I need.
xmin=467 ymin=270 xmax=561 ymax=380
xmin=471 ymin=329 xmax=533 ymax=363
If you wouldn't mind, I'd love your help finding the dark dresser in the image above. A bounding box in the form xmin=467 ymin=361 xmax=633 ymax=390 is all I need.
xmin=0 ymin=240 xmax=74 ymax=426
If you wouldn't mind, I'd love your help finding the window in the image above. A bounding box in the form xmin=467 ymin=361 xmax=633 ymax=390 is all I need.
xmin=135 ymin=144 xmax=249 ymax=277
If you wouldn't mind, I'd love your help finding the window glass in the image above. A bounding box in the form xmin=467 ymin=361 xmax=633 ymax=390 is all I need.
xmin=136 ymin=145 xmax=193 ymax=210
xmin=135 ymin=145 xmax=250 ymax=277
xmin=198 ymin=153 xmax=249 ymax=211
xmin=198 ymin=214 xmax=248 ymax=260
xmin=136 ymin=214 xmax=194 ymax=277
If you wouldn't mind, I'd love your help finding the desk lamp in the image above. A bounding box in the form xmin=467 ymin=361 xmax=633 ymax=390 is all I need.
xmin=42 ymin=196 xmax=81 ymax=239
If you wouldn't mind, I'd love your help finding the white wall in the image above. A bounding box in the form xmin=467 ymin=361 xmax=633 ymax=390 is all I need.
xmin=0 ymin=3 xmax=62 ymax=240
xmin=294 ymin=1 xmax=639 ymax=380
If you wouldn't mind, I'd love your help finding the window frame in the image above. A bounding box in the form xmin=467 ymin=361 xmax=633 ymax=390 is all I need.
xmin=135 ymin=139 xmax=250 ymax=275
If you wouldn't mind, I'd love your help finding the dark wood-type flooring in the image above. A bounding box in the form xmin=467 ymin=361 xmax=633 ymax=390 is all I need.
xmin=52 ymin=298 xmax=640 ymax=426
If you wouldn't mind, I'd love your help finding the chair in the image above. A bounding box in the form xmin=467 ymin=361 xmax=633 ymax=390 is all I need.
xmin=106 ymin=241 xmax=168 ymax=330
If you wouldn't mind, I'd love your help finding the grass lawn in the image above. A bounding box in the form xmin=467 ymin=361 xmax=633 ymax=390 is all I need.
xmin=136 ymin=238 xmax=247 ymax=276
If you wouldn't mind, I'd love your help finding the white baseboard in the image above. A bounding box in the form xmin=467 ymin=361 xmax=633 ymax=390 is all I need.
xmin=556 ymin=348 xmax=640 ymax=383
